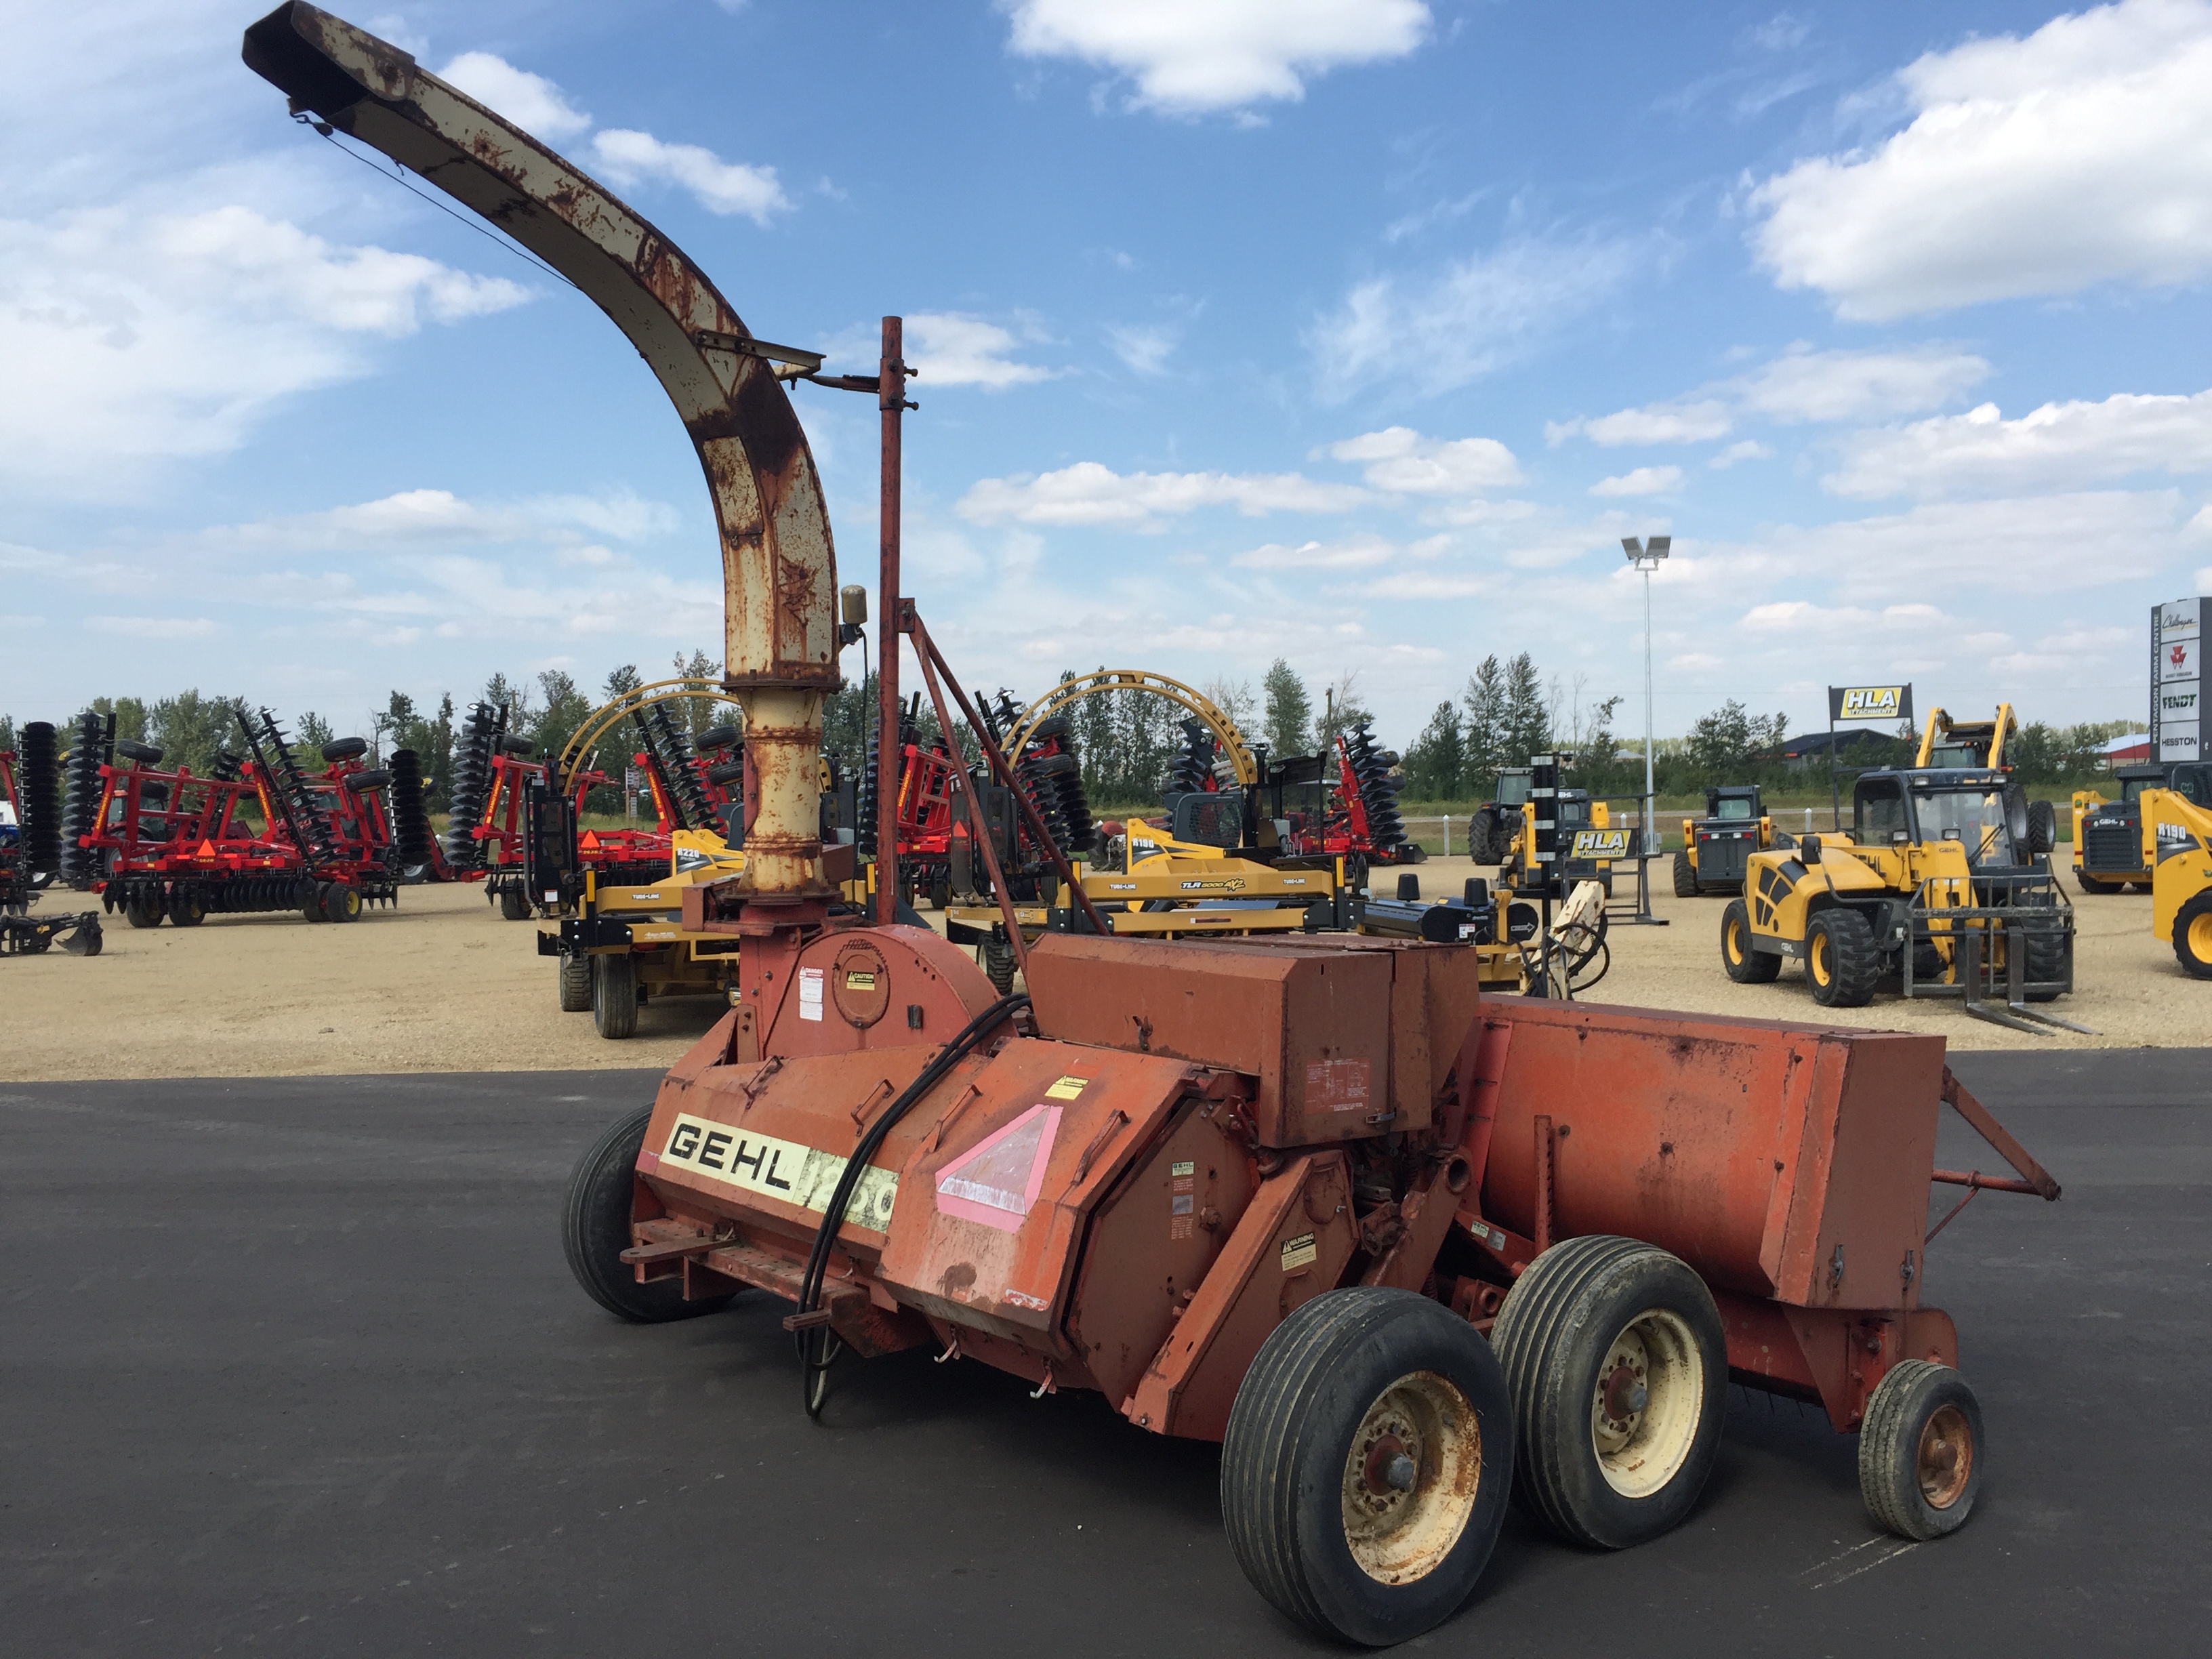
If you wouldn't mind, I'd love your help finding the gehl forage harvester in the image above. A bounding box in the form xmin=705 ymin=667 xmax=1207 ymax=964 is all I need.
xmin=245 ymin=9 xmax=2062 ymax=1643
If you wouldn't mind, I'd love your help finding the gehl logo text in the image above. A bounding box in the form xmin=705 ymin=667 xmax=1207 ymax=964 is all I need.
xmin=669 ymin=1120 xmax=794 ymax=1191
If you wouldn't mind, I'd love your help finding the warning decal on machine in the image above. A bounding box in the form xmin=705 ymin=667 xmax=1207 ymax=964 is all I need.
xmin=1304 ymin=1057 xmax=1372 ymax=1113
xmin=658 ymin=1112 xmax=898 ymax=1230
xmin=1044 ymin=1076 xmax=1090 ymax=1101
xmin=798 ymin=966 xmax=825 ymax=1021
xmin=936 ymin=1103 xmax=1064 ymax=1234
xmin=1281 ymin=1232 xmax=1319 ymax=1271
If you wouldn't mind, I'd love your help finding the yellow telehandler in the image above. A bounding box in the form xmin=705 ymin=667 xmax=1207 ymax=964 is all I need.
xmin=2142 ymin=784 xmax=2212 ymax=978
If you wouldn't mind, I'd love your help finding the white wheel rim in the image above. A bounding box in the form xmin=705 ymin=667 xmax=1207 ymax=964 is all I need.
xmin=1339 ymin=1368 xmax=1483 ymax=1585
xmin=1589 ymin=1308 xmax=1704 ymax=1499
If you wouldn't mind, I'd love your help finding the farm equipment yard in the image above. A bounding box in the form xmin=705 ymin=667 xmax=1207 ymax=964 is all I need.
xmin=9 ymin=3 xmax=2212 ymax=1654
xmin=1 ymin=851 xmax=2197 ymax=1082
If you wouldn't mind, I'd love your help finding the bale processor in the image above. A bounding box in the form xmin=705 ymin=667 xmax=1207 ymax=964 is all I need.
xmin=245 ymin=9 xmax=2062 ymax=1644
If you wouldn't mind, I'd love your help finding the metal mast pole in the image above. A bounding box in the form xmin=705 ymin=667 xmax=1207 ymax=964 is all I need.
xmin=1643 ymin=564 xmax=1656 ymax=856
xmin=876 ymin=316 xmax=906 ymax=924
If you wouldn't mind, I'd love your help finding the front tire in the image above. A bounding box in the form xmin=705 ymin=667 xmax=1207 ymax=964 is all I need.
xmin=1807 ymin=909 xmax=1880 ymax=1007
xmin=1672 ymin=851 xmax=1697 ymax=898
xmin=1490 ymin=1235 xmax=1726 ymax=1549
xmin=561 ymin=1103 xmax=733 ymax=1323
xmin=2173 ymin=892 xmax=2212 ymax=980
xmin=593 ymin=952 xmax=640 ymax=1038
xmin=1859 ymin=1361 xmax=1982 ymax=1540
xmin=1221 ymin=1287 xmax=1513 ymax=1647
xmin=1721 ymin=899 xmax=1780 ymax=983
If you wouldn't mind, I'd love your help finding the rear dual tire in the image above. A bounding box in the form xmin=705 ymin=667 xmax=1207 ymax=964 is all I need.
xmin=1222 ymin=1287 xmax=1513 ymax=1647
xmin=1490 ymin=1235 xmax=1727 ymax=1551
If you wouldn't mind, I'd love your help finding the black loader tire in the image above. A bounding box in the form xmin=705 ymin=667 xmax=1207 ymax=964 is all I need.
xmin=346 ymin=769 xmax=392 ymax=793
xmin=594 ymin=952 xmax=640 ymax=1038
xmin=2074 ymin=872 xmax=2122 ymax=895
xmin=1721 ymin=899 xmax=1780 ymax=983
xmin=113 ymin=739 xmax=163 ymax=765
xmin=170 ymin=887 xmax=207 ymax=927
xmin=499 ymin=884 xmax=533 ymax=922
xmin=124 ymin=891 xmax=165 ymax=930
xmin=1672 ymin=851 xmax=1698 ymax=897
xmin=928 ymin=879 xmax=951 ymax=912
xmin=558 ymin=954 xmax=594 ymax=1012
xmin=2171 ymin=891 xmax=2212 ymax=980
xmin=321 ymin=882 xmax=363 ymax=923
xmin=1858 ymin=1360 xmax=1983 ymax=1541
xmin=562 ymin=1103 xmax=733 ymax=1323
xmin=499 ymin=734 xmax=536 ymax=758
xmin=1221 ymin=1286 xmax=1513 ymax=1647
xmin=2026 ymin=800 xmax=2057 ymax=858
xmin=1807 ymin=908 xmax=1880 ymax=1007
xmin=705 ymin=760 xmax=745 ymax=787
xmin=320 ymin=737 xmax=369 ymax=762
xmin=980 ymin=935 xmax=1017 ymax=996
xmin=695 ymin=724 xmax=741 ymax=752
xmin=1490 ymin=1235 xmax=1727 ymax=1550
xmin=1028 ymin=715 xmax=1071 ymax=742
xmin=304 ymin=882 xmax=328 ymax=923
xmin=2022 ymin=920 xmax=2068 ymax=1002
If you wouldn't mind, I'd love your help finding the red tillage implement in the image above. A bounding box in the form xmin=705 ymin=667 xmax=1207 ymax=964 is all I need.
xmin=244 ymin=9 xmax=2061 ymax=1643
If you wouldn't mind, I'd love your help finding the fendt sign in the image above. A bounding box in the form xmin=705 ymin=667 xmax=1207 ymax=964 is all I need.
xmin=2153 ymin=599 xmax=2203 ymax=763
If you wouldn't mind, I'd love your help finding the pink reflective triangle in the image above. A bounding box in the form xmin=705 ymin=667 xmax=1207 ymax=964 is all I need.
xmin=935 ymin=1103 xmax=1061 ymax=1233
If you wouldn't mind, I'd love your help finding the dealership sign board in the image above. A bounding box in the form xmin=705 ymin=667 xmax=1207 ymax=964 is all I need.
xmin=2154 ymin=599 xmax=2203 ymax=763
xmin=1826 ymin=684 xmax=1914 ymax=723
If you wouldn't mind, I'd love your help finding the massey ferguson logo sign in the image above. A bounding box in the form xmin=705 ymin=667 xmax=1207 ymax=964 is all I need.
xmin=1827 ymin=684 xmax=1914 ymax=722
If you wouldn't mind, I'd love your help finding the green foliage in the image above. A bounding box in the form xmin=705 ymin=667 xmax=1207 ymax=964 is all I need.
xmin=1262 ymin=658 xmax=1311 ymax=757
xmin=1403 ymin=701 xmax=1465 ymax=800
xmin=295 ymin=710 xmax=335 ymax=753
xmin=1502 ymin=653 xmax=1549 ymax=765
xmin=146 ymin=690 xmax=254 ymax=777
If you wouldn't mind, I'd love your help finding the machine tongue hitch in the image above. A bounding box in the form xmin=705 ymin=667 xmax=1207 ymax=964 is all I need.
xmin=245 ymin=7 xmax=2064 ymax=1643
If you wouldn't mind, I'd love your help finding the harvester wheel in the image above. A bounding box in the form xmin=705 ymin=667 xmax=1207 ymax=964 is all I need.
xmin=1490 ymin=1235 xmax=1725 ymax=1550
xmin=562 ymin=1103 xmax=733 ymax=1324
xmin=558 ymin=954 xmax=594 ymax=1012
xmin=1221 ymin=1286 xmax=1511 ymax=1647
xmin=1720 ymin=900 xmax=1780 ymax=983
xmin=321 ymin=882 xmax=363 ymax=924
xmin=1859 ymin=1360 xmax=1982 ymax=1541
xmin=2172 ymin=893 xmax=2212 ymax=980
xmin=1671 ymin=851 xmax=1697 ymax=898
xmin=1806 ymin=909 xmax=1880 ymax=1007
xmin=499 ymin=884 xmax=532 ymax=922
xmin=594 ymin=953 xmax=640 ymax=1038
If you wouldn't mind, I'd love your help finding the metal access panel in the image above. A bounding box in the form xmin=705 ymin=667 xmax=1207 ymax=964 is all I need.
xmin=1025 ymin=935 xmax=1394 ymax=1148
xmin=1697 ymin=823 xmax=1757 ymax=884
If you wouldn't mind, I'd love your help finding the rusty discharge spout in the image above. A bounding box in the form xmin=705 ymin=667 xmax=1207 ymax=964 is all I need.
xmin=243 ymin=2 xmax=836 ymax=896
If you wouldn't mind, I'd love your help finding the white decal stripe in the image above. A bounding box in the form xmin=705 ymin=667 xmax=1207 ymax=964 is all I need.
xmin=658 ymin=1111 xmax=899 ymax=1231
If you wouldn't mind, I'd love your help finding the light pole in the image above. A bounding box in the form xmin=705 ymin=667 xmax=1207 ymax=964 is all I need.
xmin=1622 ymin=535 xmax=1671 ymax=920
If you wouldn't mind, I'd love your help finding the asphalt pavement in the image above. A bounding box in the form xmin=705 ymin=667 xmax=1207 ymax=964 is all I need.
xmin=3 ymin=1048 xmax=2207 ymax=1656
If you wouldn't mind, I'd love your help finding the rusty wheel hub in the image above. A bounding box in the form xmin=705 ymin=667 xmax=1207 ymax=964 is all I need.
xmin=1339 ymin=1370 xmax=1482 ymax=1586
xmin=1917 ymin=1402 xmax=1973 ymax=1510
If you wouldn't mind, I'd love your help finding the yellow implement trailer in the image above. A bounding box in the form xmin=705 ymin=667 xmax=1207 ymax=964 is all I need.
xmin=2142 ymin=785 xmax=2212 ymax=978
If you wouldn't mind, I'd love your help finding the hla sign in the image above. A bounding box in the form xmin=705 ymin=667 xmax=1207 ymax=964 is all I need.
xmin=1827 ymin=684 xmax=1914 ymax=723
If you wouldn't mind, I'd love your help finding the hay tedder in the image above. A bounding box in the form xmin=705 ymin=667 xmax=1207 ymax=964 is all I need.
xmin=62 ymin=708 xmax=402 ymax=926
xmin=246 ymin=8 xmax=2064 ymax=1643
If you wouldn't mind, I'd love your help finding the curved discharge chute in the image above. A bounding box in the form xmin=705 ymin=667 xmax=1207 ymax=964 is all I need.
xmin=243 ymin=3 xmax=837 ymax=896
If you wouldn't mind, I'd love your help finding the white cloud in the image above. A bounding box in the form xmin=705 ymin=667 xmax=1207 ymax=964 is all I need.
xmin=590 ymin=129 xmax=790 ymax=223
xmin=87 ymin=615 xmax=219 ymax=638
xmin=905 ymin=312 xmax=1056 ymax=388
xmin=1325 ymin=426 xmax=1524 ymax=494
xmin=1233 ymin=534 xmax=1412 ymax=571
xmin=1001 ymin=0 xmax=1429 ymax=115
xmin=1591 ymin=466 xmax=1683 ymax=497
xmin=1751 ymin=0 xmax=2212 ymax=319
xmin=1106 ymin=322 xmax=1177 ymax=376
xmin=958 ymin=461 xmax=1368 ymax=527
xmin=436 ymin=52 xmax=592 ymax=140
xmin=208 ymin=488 xmax=682 ymax=552
xmin=1555 ymin=346 xmax=1987 ymax=448
xmin=1311 ymin=234 xmax=1650 ymax=402
xmin=1710 ymin=440 xmax=1771 ymax=469
xmin=1826 ymin=388 xmax=2212 ymax=499
xmin=0 ymin=204 xmax=530 ymax=499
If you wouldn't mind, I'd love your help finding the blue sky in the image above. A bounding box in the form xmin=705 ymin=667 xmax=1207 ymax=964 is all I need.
xmin=6 ymin=0 xmax=2211 ymax=750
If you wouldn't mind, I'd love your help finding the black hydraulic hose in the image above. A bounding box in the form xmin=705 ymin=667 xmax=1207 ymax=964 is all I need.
xmin=794 ymin=990 xmax=1031 ymax=1415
